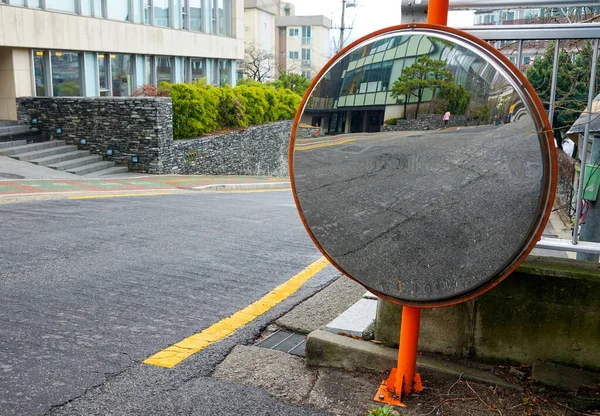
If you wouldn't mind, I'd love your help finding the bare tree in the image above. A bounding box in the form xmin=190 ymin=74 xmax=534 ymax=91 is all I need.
xmin=242 ymin=44 xmax=274 ymax=83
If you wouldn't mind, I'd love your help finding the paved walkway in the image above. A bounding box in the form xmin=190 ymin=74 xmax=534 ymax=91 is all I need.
xmin=0 ymin=175 xmax=287 ymax=196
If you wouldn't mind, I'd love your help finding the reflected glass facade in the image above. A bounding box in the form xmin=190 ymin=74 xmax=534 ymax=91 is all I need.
xmin=33 ymin=50 xmax=47 ymax=96
xmin=51 ymin=51 xmax=82 ymax=96
xmin=111 ymin=54 xmax=133 ymax=96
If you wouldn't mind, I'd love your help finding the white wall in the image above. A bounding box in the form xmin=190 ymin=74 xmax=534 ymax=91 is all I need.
xmin=0 ymin=5 xmax=244 ymax=60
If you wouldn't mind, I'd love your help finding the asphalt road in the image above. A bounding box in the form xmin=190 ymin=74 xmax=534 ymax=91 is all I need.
xmin=0 ymin=191 xmax=335 ymax=415
xmin=293 ymin=120 xmax=547 ymax=303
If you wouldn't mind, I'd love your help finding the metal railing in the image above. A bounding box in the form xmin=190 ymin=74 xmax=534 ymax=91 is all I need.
xmin=458 ymin=22 xmax=600 ymax=254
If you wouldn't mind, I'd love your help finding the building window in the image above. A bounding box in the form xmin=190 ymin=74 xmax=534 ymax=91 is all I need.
xmin=98 ymin=53 xmax=109 ymax=95
xmin=154 ymin=0 xmax=170 ymax=27
xmin=106 ymin=0 xmax=131 ymax=21
xmin=144 ymin=0 xmax=152 ymax=24
xmin=157 ymin=56 xmax=172 ymax=83
xmin=33 ymin=50 xmax=48 ymax=96
xmin=217 ymin=0 xmax=232 ymax=36
xmin=302 ymin=26 xmax=312 ymax=45
xmin=284 ymin=6 xmax=290 ymax=16
xmin=189 ymin=0 xmax=202 ymax=31
xmin=219 ymin=60 xmax=230 ymax=86
xmin=289 ymin=28 xmax=299 ymax=36
xmin=289 ymin=51 xmax=299 ymax=59
xmin=9 ymin=0 xmax=25 ymax=6
xmin=301 ymin=48 xmax=311 ymax=61
xmin=28 ymin=0 xmax=42 ymax=8
xmin=191 ymin=58 xmax=205 ymax=81
xmin=46 ymin=0 xmax=77 ymax=13
xmin=301 ymin=70 xmax=311 ymax=79
xmin=51 ymin=51 xmax=82 ymax=96
xmin=145 ymin=55 xmax=156 ymax=85
xmin=111 ymin=54 xmax=133 ymax=96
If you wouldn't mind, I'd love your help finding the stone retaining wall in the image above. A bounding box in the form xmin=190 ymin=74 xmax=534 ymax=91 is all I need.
xmin=374 ymin=256 xmax=600 ymax=371
xmin=381 ymin=114 xmax=470 ymax=131
xmin=16 ymin=97 xmax=293 ymax=176
xmin=17 ymin=97 xmax=172 ymax=173
xmin=167 ymin=121 xmax=292 ymax=176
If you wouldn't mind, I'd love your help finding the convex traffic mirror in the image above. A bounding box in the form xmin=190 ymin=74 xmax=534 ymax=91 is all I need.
xmin=290 ymin=25 xmax=556 ymax=307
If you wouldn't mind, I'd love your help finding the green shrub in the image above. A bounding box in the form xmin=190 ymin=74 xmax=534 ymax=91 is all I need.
xmin=384 ymin=117 xmax=402 ymax=125
xmin=162 ymin=78 xmax=302 ymax=139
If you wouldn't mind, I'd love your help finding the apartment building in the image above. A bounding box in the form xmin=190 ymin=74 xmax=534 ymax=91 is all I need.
xmin=244 ymin=0 xmax=331 ymax=80
xmin=0 ymin=0 xmax=244 ymax=120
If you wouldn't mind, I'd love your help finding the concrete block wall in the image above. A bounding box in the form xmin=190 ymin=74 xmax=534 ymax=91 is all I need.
xmin=374 ymin=256 xmax=600 ymax=371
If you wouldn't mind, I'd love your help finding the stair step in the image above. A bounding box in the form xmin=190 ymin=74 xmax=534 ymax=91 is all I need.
xmin=49 ymin=155 xmax=103 ymax=171
xmin=0 ymin=129 xmax=42 ymax=143
xmin=83 ymin=166 xmax=129 ymax=177
xmin=0 ymin=121 xmax=19 ymax=127
xmin=67 ymin=161 xmax=116 ymax=175
xmin=0 ymin=140 xmax=64 ymax=156
xmin=0 ymin=125 xmax=31 ymax=135
xmin=12 ymin=145 xmax=78 ymax=161
xmin=0 ymin=140 xmax=27 ymax=149
xmin=30 ymin=150 xmax=91 ymax=166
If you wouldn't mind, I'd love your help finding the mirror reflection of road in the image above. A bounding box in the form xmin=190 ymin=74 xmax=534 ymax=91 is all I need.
xmin=0 ymin=192 xmax=330 ymax=415
xmin=294 ymin=119 xmax=544 ymax=302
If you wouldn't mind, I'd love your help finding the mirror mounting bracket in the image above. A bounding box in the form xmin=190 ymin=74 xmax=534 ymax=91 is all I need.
xmin=401 ymin=0 xmax=428 ymax=23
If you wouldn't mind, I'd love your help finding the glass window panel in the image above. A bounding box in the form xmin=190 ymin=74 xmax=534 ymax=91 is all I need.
xmin=80 ymin=0 xmax=92 ymax=15
xmin=210 ymin=0 xmax=216 ymax=34
xmin=33 ymin=50 xmax=47 ymax=96
xmin=11 ymin=0 xmax=25 ymax=6
xmin=154 ymin=0 xmax=170 ymax=27
xmin=145 ymin=56 xmax=155 ymax=85
xmin=98 ymin=53 xmax=109 ymax=95
xmin=133 ymin=0 xmax=142 ymax=23
xmin=157 ymin=57 xmax=172 ymax=84
xmin=46 ymin=0 xmax=77 ymax=13
xmin=219 ymin=60 xmax=230 ymax=86
xmin=218 ymin=0 xmax=231 ymax=36
xmin=191 ymin=58 xmax=205 ymax=81
xmin=51 ymin=51 xmax=82 ymax=97
xmin=190 ymin=0 xmax=202 ymax=31
xmin=144 ymin=0 xmax=151 ymax=24
xmin=28 ymin=0 xmax=42 ymax=8
xmin=107 ymin=0 xmax=131 ymax=21
xmin=111 ymin=54 xmax=133 ymax=96
xmin=93 ymin=0 xmax=103 ymax=17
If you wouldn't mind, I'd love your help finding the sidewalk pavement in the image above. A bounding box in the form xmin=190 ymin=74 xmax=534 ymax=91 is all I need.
xmin=0 ymin=155 xmax=289 ymax=201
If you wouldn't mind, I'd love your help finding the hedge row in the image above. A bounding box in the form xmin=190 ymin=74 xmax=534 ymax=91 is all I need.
xmin=146 ymin=80 xmax=301 ymax=140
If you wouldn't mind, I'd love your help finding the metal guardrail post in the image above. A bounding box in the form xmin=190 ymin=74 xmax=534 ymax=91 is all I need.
xmin=548 ymin=39 xmax=561 ymax=127
xmin=572 ymin=38 xmax=600 ymax=245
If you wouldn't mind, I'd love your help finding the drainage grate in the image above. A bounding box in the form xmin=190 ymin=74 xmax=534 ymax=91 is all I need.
xmin=255 ymin=330 xmax=306 ymax=357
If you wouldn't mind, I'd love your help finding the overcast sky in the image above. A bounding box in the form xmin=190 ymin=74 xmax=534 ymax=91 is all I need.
xmin=291 ymin=1 xmax=476 ymax=44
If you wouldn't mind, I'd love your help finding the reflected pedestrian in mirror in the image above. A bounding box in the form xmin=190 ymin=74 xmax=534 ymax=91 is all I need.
xmin=443 ymin=111 xmax=451 ymax=128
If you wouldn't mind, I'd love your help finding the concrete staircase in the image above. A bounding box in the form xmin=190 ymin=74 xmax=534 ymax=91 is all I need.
xmin=0 ymin=122 xmax=128 ymax=177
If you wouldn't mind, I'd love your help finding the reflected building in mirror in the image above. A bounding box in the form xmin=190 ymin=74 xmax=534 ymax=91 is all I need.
xmin=303 ymin=34 xmax=515 ymax=135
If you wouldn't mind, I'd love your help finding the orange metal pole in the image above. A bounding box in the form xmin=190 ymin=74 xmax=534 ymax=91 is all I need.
xmin=427 ymin=0 xmax=449 ymax=25
xmin=396 ymin=306 xmax=422 ymax=396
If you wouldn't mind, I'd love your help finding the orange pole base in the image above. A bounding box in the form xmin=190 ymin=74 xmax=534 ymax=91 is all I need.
xmin=373 ymin=306 xmax=423 ymax=407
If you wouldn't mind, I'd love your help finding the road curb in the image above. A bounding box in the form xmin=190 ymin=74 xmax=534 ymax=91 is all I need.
xmin=306 ymin=329 xmax=522 ymax=391
xmin=192 ymin=182 xmax=291 ymax=191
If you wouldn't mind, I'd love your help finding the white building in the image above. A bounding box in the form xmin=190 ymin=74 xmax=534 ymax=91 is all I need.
xmin=243 ymin=0 xmax=331 ymax=80
xmin=0 ymin=0 xmax=244 ymax=120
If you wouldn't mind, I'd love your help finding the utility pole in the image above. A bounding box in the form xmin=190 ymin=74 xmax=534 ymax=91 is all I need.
xmin=339 ymin=0 xmax=347 ymax=52
xmin=335 ymin=0 xmax=356 ymax=52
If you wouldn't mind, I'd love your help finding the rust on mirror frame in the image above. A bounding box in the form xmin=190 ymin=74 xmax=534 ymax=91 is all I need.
xmin=289 ymin=24 xmax=556 ymax=308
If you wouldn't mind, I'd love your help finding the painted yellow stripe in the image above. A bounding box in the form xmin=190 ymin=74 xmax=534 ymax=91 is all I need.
xmin=206 ymin=188 xmax=291 ymax=194
xmin=295 ymin=139 xmax=355 ymax=151
xmin=143 ymin=256 xmax=329 ymax=369
xmin=69 ymin=192 xmax=175 ymax=200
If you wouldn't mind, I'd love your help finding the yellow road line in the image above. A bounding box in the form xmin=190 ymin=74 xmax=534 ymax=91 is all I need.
xmin=202 ymin=188 xmax=291 ymax=194
xmin=295 ymin=139 xmax=355 ymax=151
xmin=143 ymin=256 xmax=329 ymax=369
